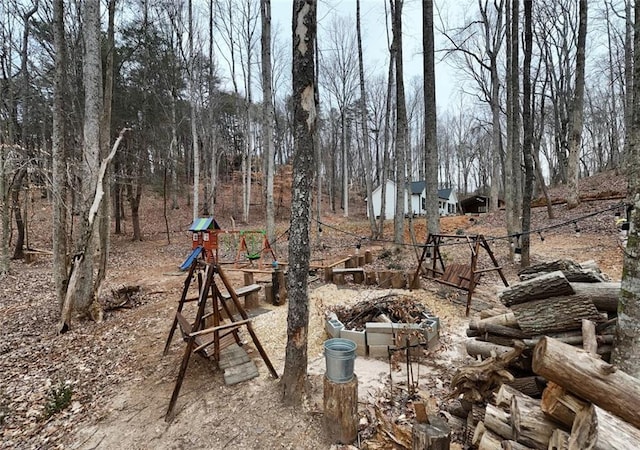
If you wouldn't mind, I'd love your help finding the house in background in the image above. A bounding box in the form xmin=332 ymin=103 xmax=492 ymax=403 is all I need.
xmin=368 ymin=180 xmax=458 ymax=218
xmin=459 ymin=195 xmax=505 ymax=214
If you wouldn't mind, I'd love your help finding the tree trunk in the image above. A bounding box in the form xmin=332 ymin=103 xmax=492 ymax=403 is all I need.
xmin=533 ymin=337 xmax=640 ymax=429
xmin=11 ymin=168 xmax=26 ymax=260
xmin=499 ymin=271 xmax=574 ymax=306
xmin=94 ymin=0 xmax=116 ymax=302
xmin=52 ymin=0 xmax=69 ymax=304
xmin=566 ymin=0 xmax=587 ymax=209
xmin=357 ymin=0 xmax=377 ymax=238
xmin=261 ymin=0 xmax=276 ymax=248
xmin=412 ymin=415 xmax=450 ymax=450
xmin=393 ymin=0 xmax=407 ymax=246
xmin=281 ymin=0 xmax=316 ymax=406
xmin=423 ymin=0 xmax=439 ymax=236
xmin=612 ymin=0 xmax=640 ymax=376
xmin=521 ymin=0 xmax=533 ymax=268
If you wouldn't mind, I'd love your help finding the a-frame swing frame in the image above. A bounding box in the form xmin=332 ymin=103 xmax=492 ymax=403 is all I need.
xmin=413 ymin=233 xmax=509 ymax=316
xmin=163 ymin=261 xmax=278 ymax=421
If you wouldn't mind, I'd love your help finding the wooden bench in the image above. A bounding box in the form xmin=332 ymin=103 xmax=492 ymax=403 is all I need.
xmin=220 ymin=283 xmax=262 ymax=312
xmin=438 ymin=264 xmax=481 ymax=291
xmin=220 ymin=283 xmax=261 ymax=300
xmin=331 ymin=267 xmax=365 ymax=285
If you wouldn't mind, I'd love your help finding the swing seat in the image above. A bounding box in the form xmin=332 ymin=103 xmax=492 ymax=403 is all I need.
xmin=247 ymin=252 xmax=261 ymax=261
xmin=438 ymin=263 xmax=481 ymax=291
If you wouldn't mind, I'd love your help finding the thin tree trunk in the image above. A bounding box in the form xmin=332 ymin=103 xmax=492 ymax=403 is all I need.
xmin=94 ymin=0 xmax=116 ymax=301
xmin=393 ymin=0 xmax=407 ymax=246
xmin=189 ymin=0 xmax=200 ymax=221
xmin=423 ymin=0 xmax=439 ymax=236
xmin=566 ymin=0 xmax=587 ymax=209
xmin=52 ymin=0 xmax=68 ymax=303
xmin=261 ymin=0 xmax=276 ymax=246
xmin=282 ymin=0 xmax=316 ymax=406
xmin=521 ymin=0 xmax=533 ymax=268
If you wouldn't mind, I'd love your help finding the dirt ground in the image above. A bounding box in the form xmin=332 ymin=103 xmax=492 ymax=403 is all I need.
xmin=0 ymin=176 xmax=626 ymax=449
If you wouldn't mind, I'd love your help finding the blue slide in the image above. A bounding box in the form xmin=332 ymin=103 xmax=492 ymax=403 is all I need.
xmin=180 ymin=246 xmax=203 ymax=271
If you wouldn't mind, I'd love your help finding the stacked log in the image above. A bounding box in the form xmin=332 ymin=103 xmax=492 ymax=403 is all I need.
xmin=450 ymin=260 xmax=640 ymax=449
xmin=465 ymin=264 xmax=617 ymax=381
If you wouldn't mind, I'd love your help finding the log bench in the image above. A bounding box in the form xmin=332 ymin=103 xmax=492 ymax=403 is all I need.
xmin=221 ymin=283 xmax=262 ymax=313
xmin=331 ymin=268 xmax=365 ymax=285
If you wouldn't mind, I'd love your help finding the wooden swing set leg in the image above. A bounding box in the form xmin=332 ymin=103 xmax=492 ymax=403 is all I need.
xmin=163 ymin=263 xmax=197 ymax=356
xmin=165 ymin=337 xmax=196 ymax=422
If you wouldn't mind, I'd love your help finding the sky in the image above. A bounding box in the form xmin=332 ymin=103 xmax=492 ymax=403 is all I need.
xmin=258 ymin=0 xmax=458 ymax=110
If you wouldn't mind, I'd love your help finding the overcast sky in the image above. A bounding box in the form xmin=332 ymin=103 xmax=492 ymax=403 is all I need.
xmin=211 ymin=0 xmax=458 ymax=111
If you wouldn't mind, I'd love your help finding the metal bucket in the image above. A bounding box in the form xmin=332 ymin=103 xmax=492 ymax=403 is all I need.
xmin=324 ymin=338 xmax=357 ymax=383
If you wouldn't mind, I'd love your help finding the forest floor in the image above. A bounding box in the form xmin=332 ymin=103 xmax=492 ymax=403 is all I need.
xmin=0 ymin=170 xmax=627 ymax=449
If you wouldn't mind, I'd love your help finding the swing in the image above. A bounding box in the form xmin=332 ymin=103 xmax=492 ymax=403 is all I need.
xmin=241 ymin=231 xmax=262 ymax=261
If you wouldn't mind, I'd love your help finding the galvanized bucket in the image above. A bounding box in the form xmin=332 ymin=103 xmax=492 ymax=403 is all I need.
xmin=324 ymin=338 xmax=357 ymax=383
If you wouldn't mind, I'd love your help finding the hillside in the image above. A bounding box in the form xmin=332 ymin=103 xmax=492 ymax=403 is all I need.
xmin=0 ymin=170 xmax=628 ymax=449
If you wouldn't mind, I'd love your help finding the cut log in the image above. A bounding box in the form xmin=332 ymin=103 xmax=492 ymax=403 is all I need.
xmin=499 ymin=271 xmax=574 ymax=307
xmin=481 ymin=307 xmax=511 ymax=319
xmin=501 ymin=440 xmax=535 ymax=450
xmin=568 ymin=404 xmax=640 ymax=450
xmin=523 ymin=334 xmax=613 ymax=349
xmin=510 ymin=394 xmax=558 ymax=449
xmin=495 ymin=383 xmax=525 ymax=408
xmin=474 ymin=422 xmax=503 ymax=450
xmin=412 ymin=415 xmax=451 ymax=450
xmin=466 ymin=340 xmax=515 ymax=359
xmin=571 ymin=282 xmax=621 ymax=312
xmin=506 ymin=376 xmax=547 ymax=398
xmin=470 ymin=312 xmax=519 ymax=330
xmin=548 ymin=429 xmax=570 ymax=450
xmin=473 ymin=323 xmax=531 ymax=339
xmin=533 ymin=337 xmax=640 ymax=429
xmin=540 ymin=382 xmax=588 ymax=428
xmin=581 ymin=319 xmax=598 ymax=355
xmin=324 ymin=374 xmax=358 ymax=444
xmin=365 ymin=270 xmax=377 ymax=285
xmin=512 ymin=296 xmax=602 ymax=334
xmin=391 ymin=271 xmax=407 ymax=288
xmin=485 ymin=403 xmax=514 ymax=439
xmin=517 ymin=259 xmax=606 ymax=283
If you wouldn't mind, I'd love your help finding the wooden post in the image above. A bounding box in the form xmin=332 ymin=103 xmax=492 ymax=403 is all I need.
xmin=357 ymin=255 xmax=365 ymax=267
xmin=324 ymin=375 xmax=358 ymax=444
xmin=324 ymin=266 xmax=334 ymax=283
xmin=264 ymin=283 xmax=274 ymax=305
xmin=276 ymin=269 xmax=287 ymax=303
xmin=353 ymin=270 xmax=364 ymax=284
xmin=243 ymin=272 xmax=259 ymax=309
xmin=365 ymin=270 xmax=377 ymax=285
xmin=345 ymin=255 xmax=355 ymax=269
xmin=365 ymin=250 xmax=373 ymax=264
xmin=391 ymin=271 xmax=407 ymax=288
xmin=272 ymin=270 xmax=281 ymax=305
xmin=412 ymin=415 xmax=451 ymax=450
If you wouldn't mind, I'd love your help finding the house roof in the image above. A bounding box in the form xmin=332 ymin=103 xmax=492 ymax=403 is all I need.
xmin=375 ymin=180 xmax=455 ymax=201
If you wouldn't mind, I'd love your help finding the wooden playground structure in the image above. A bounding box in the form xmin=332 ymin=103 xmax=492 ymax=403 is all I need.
xmin=163 ymin=261 xmax=278 ymax=421
xmin=182 ymin=217 xmax=277 ymax=270
xmin=413 ymin=234 xmax=509 ymax=315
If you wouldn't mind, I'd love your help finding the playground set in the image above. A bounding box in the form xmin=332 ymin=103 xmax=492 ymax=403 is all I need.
xmin=180 ymin=217 xmax=277 ymax=270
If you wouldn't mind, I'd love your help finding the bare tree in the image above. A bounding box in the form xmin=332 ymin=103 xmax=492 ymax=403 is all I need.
xmin=281 ymin=0 xmax=317 ymax=405
xmin=320 ymin=15 xmax=358 ymax=218
xmin=521 ymin=0 xmax=533 ymax=267
xmin=261 ymin=0 xmax=276 ymax=246
xmin=423 ymin=0 xmax=439 ymax=235
xmin=392 ymin=0 xmax=408 ymax=245
xmin=356 ymin=0 xmax=377 ymax=237
xmin=566 ymin=0 xmax=588 ymax=209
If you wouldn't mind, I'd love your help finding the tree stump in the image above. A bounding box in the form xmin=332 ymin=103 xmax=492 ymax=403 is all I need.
xmin=391 ymin=271 xmax=406 ymax=288
xmin=365 ymin=270 xmax=377 ymax=285
xmin=365 ymin=250 xmax=373 ymax=264
xmin=412 ymin=415 xmax=451 ymax=450
xmin=324 ymin=266 xmax=334 ymax=283
xmin=324 ymin=375 xmax=358 ymax=444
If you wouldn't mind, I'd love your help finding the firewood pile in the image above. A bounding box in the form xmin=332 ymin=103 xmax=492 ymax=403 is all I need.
xmin=448 ymin=259 xmax=640 ymax=449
